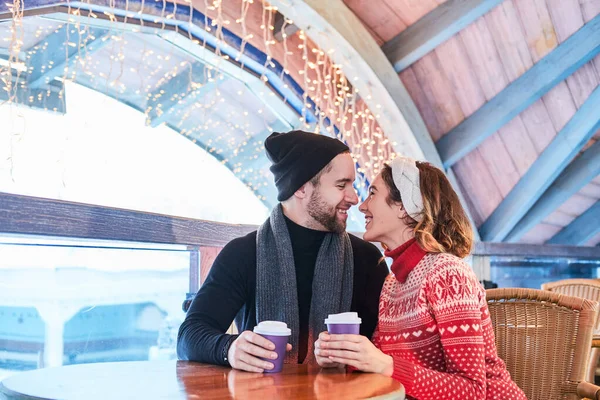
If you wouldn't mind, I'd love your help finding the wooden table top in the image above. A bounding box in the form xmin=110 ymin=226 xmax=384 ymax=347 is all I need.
xmin=0 ymin=361 xmax=405 ymax=400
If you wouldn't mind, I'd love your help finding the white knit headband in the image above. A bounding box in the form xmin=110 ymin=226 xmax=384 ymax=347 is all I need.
xmin=390 ymin=156 xmax=424 ymax=222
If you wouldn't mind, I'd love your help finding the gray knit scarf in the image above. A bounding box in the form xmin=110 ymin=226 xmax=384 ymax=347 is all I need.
xmin=256 ymin=204 xmax=354 ymax=364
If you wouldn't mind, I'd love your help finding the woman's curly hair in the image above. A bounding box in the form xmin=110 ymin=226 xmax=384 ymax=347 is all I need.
xmin=380 ymin=162 xmax=473 ymax=258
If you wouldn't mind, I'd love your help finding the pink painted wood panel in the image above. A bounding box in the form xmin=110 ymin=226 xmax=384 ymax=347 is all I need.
xmin=543 ymin=210 xmax=576 ymax=227
xmin=520 ymin=223 xmax=562 ymax=244
xmin=579 ymin=182 xmax=600 ymax=199
xmin=398 ymin=54 xmax=503 ymax=226
xmin=343 ymin=0 xmax=407 ymax=43
xmin=200 ymin=246 xmax=223 ymax=285
xmin=584 ymin=231 xmax=600 ymax=247
xmin=546 ymin=0 xmax=600 ymax=108
xmin=383 ymin=0 xmax=443 ymax=26
xmin=555 ymin=193 xmax=598 ymax=217
xmin=403 ymin=46 xmax=510 ymax=223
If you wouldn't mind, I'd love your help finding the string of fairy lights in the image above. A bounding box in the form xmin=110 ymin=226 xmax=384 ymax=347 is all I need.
xmin=0 ymin=0 xmax=396 ymax=204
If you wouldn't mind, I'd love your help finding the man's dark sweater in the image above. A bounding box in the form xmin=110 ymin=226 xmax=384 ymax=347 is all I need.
xmin=177 ymin=216 xmax=389 ymax=365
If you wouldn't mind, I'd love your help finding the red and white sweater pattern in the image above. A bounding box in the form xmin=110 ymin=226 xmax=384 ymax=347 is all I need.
xmin=374 ymin=239 xmax=526 ymax=400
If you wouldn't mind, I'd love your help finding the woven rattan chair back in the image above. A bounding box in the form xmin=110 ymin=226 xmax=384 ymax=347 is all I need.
xmin=487 ymin=288 xmax=599 ymax=400
xmin=542 ymin=279 xmax=600 ymax=332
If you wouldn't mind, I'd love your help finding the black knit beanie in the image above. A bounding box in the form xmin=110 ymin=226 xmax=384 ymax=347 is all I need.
xmin=265 ymin=130 xmax=350 ymax=201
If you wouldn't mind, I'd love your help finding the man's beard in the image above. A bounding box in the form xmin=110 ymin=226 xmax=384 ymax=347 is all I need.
xmin=307 ymin=189 xmax=346 ymax=233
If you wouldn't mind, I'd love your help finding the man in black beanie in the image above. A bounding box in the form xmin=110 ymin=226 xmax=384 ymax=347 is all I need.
xmin=177 ymin=130 xmax=388 ymax=372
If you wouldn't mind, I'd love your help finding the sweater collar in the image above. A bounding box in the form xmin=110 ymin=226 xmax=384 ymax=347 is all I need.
xmin=383 ymin=238 xmax=427 ymax=283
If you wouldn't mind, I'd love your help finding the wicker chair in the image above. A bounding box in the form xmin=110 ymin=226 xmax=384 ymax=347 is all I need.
xmin=487 ymin=288 xmax=600 ymax=400
xmin=542 ymin=279 xmax=600 ymax=383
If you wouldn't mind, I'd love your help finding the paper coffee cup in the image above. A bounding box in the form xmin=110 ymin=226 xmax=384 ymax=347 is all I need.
xmin=324 ymin=312 xmax=362 ymax=335
xmin=253 ymin=321 xmax=291 ymax=373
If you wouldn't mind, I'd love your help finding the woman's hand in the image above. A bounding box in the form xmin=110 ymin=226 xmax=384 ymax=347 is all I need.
xmin=316 ymin=333 xmax=394 ymax=376
xmin=314 ymin=331 xmax=345 ymax=369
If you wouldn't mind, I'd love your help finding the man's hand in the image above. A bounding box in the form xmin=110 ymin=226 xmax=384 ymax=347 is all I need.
xmin=314 ymin=331 xmax=344 ymax=369
xmin=228 ymin=331 xmax=292 ymax=373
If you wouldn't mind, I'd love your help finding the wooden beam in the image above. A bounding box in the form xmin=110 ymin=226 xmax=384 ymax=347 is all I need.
xmin=3 ymin=191 xmax=597 ymax=260
xmin=479 ymin=85 xmax=600 ymax=242
xmin=382 ymin=0 xmax=503 ymax=73
xmin=0 ymin=191 xmax=257 ymax=247
xmin=147 ymin=62 xmax=223 ymax=128
xmin=473 ymin=241 xmax=600 ymax=259
xmin=547 ymin=201 xmax=600 ymax=246
xmin=26 ymin=24 xmax=110 ymax=89
xmin=505 ymin=140 xmax=600 ymax=242
xmin=273 ymin=11 xmax=300 ymax=42
xmin=436 ymin=14 xmax=600 ymax=168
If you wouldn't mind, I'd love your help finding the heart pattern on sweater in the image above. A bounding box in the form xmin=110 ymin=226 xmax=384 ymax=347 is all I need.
xmin=412 ymin=330 xmax=422 ymax=337
xmin=472 ymin=324 xmax=480 ymax=331
xmin=460 ymin=324 xmax=470 ymax=332
xmin=402 ymin=332 xmax=410 ymax=339
xmin=447 ymin=326 xmax=457 ymax=334
xmin=426 ymin=325 xmax=437 ymax=333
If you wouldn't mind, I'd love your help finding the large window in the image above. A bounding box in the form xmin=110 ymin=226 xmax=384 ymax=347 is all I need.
xmin=0 ymin=82 xmax=270 ymax=225
xmin=0 ymin=235 xmax=191 ymax=381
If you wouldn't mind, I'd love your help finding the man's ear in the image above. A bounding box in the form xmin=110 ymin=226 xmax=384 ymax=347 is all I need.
xmin=294 ymin=183 xmax=309 ymax=200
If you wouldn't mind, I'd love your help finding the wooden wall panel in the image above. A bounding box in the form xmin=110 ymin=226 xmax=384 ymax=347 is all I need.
xmin=554 ymin=192 xmax=598 ymax=218
xmin=456 ymin=18 xmax=522 ymax=197
xmin=585 ymin=231 xmax=600 ymax=247
xmin=519 ymin=223 xmax=562 ymax=244
xmin=484 ymin=1 xmax=547 ymax=173
xmin=580 ymin=1 xmax=600 ymax=112
xmin=579 ymin=181 xmax=600 ymax=198
xmin=544 ymin=210 xmax=576 ymax=226
xmin=546 ymin=0 xmax=600 ymax=108
xmin=399 ymin=68 xmax=443 ymax=140
xmin=401 ymin=43 xmax=508 ymax=224
xmin=383 ymin=0 xmax=443 ymax=26
xmin=343 ymin=0 xmax=407 ymax=43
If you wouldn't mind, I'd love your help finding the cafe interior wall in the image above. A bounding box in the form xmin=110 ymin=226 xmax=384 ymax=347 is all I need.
xmin=0 ymin=0 xmax=599 ymax=379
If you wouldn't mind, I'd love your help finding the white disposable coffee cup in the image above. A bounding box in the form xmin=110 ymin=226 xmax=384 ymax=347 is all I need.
xmin=324 ymin=312 xmax=362 ymax=335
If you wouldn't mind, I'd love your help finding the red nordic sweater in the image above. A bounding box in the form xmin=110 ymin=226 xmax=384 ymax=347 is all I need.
xmin=373 ymin=239 xmax=526 ymax=400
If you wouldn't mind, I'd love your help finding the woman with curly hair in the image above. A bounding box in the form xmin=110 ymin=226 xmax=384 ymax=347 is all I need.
xmin=314 ymin=157 xmax=525 ymax=400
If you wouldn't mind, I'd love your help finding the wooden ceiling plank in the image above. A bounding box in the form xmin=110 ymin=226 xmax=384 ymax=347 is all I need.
xmin=519 ymin=223 xmax=562 ymax=244
xmin=382 ymin=0 xmax=504 ymax=72
xmin=399 ymin=68 xmax=444 ymax=141
xmin=546 ymin=0 xmax=599 ymax=109
xmin=436 ymin=13 xmax=600 ymax=168
xmin=547 ymin=200 xmax=600 ymax=245
xmin=452 ymin=152 xmax=503 ymax=226
xmin=343 ymin=0 xmax=407 ymax=43
xmin=444 ymin=19 xmax=521 ymax=198
xmin=483 ymin=2 xmax=547 ymax=173
xmin=579 ymin=0 xmax=600 ymax=94
xmin=408 ymin=51 xmax=497 ymax=231
xmin=383 ymin=0 xmax=440 ymax=26
xmin=504 ymin=139 xmax=600 ymax=242
xmin=542 ymin=210 xmax=576 ymax=227
xmin=556 ymin=192 xmax=600 ymax=217
xmin=584 ymin=230 xmax=600 ymax=247
xmin=578 ymin=181 xmax=600 ymax=199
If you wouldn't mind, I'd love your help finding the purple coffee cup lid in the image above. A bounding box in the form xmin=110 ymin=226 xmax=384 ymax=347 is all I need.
xmin=324 ymin=312 xmax=362 ymax=325
xmin=253 ymin=321 xmax=291 ymax=336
